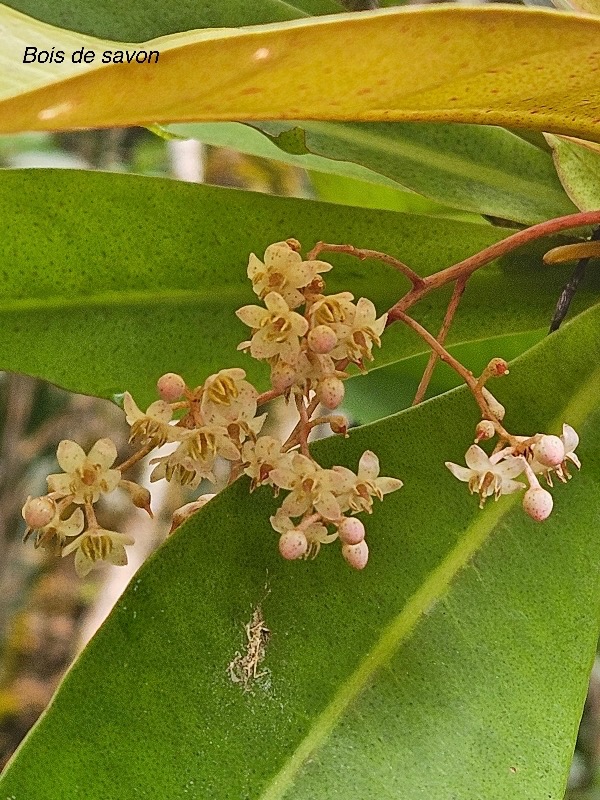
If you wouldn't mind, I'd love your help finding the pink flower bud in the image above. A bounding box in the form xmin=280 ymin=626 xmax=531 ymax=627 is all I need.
xmin=279 ymin=530 xmax=308 ymax=560
xmin=22 ymin=496 xmax=55 ymax=528
xmin=342 ymin=540 xmax=369 ymax=570
xmin=317 ymin=376 xmax=345 ymax=410
xmin=270 ymin=362 xmax=297 ymax=393
xmin=307 ymin=325 xmax=337 ymax=355
xmin=487 ymin=357 xmax=509 ymax=377
xmin=157 ymin=372 xmax=186 ymax=402
xmin=522 ymin=487 xmax=553 ymax=521
xmin=533 ymin=435 xmax=565 ymax=468
xmin=338 ymin=517 xmax=365 ymax=545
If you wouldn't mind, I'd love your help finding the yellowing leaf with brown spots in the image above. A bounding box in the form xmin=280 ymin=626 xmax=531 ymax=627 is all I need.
xmin=0 ymin=4 xmax=599 ymax=140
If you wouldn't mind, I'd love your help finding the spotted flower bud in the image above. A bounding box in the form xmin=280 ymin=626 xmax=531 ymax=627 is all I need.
xmin=308 ymin=325 xmax=337 ymax=355
xmin=270 ymin=361 xmax=297 ymax=393
xmin=486 ymin=358 xmax=509 ymax=377
xmin=329 ymin=415 xmax=348 ymax=436
xmin=532 ymin=435 xmax=565 ymax=468
xmin=317 ymin=376 xmax=345 ymax=410
xmin=279 ymin=530 xmax=308 ymax=560
xmin=157 ymin=372 xmax=186 ymax=402
xmin=342 ymin=540 xmax=369 ymax=570
xmin=522 ymin=487 xmax=553 ymax=521
xmin=338 ymin=517 xmax=365 ymax=545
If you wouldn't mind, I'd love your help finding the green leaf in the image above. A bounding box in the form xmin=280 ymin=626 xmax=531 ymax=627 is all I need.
xmin=2 ymin=304 xmax=600 ymax=799
xmin=344 ymin=328 xmax=546 ymax=424
xmin=545 ymin=135 xmax=600 ymax=211
xmin=249 ymin=121 xmax=577 ymax=224
xmin=3 ymin=0 xmax=344 ymax=41
xmin=308 ymin=170 xmax=484 ymax=222
xmin=1 ymin=6 xmax=600 ymax=143
xmin=1 ymin=169 xmax=597 ymax=407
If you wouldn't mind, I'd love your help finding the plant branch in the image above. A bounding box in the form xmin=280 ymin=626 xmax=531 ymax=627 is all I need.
xmin=306 ymin=241 xmax=425 ymax=288
xmin=388 ymin=210 xmax=600 ymax=319
xmin=412 ymin=276 xmax=467 ymax=406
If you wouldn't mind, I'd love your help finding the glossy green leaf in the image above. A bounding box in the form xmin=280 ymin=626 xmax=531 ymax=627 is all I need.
xmin=1 ymin=6 xmax=600 ymax=143
xmin=247 ymin=121 xmax=577 ymax=224
xmin=546 ymin=135 xmax=600 ymax=211
xmin=1 ymin=170 xmax=597 ymax=408
xmin=308 ymin=170 xmax=484 ymax=221
xmin=3 ymin=0 xmax=344 ymax=41
xmin=344 ymin=328 xmax=546 ymax=424
xmin=2 ymin=304 xmax=600 ymax=799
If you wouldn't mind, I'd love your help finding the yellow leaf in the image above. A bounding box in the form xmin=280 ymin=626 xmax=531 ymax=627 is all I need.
xmin=0 ymin=3 xmax=599 ymax=140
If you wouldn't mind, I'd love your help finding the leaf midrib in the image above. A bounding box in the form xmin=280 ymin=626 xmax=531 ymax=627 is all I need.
xmin=0 ymin=287 xmax=247 ymax=313
xmin=258 ymin=357 xmax=600 ymax=800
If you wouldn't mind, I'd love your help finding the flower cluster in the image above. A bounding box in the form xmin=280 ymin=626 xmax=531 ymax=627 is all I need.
xmin=22 ymin=240 xmax=402 ymax=575
xmin=22 ymin=439 xmax=138 ymax=577
xmin=445 ymin=360 xmax=580 ymax=522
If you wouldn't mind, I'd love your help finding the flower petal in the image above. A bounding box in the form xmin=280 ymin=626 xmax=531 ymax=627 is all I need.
xmin=464 ymin=445 xmax=492 ymax=472
xmin=56 ymin=439 xmax=86 ymax=473
xmin=358 ymin=450 xmax=380 ymax=480
xmin=562 ymin=423 xmax=579 ymax=453
xmin=236 ymin=304 xmax=268 ymax=329
xmin=87 ymin=438 xmax=118 ymax=470
xmin=445 ymin=462 xmax=473 ymax=483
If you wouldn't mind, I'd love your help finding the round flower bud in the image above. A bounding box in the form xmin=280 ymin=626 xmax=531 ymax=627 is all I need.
xmin=23 ymin=496 xmax=55 ymax=529
xmin=486 ymin=357 xmax=509 ymax=377
xmin=279 ymin=530 xmax=308 ymax=560
xmin=270 ymin=362 xmax=297 ymax=393
xmin=338 ymin=517 xmax=365 ymax=545
xmin=474 ymin=420 xmax=495 ymax=443
xmin=522 ymin=487 xmax=553 ymax=522
xmin=533 ymin=435 xmax=565 ymax=468
xmin=342 ymin=540 xmax=369 ymax=570
xmin=307 ymin=325 xmax=337 ymax=355
xmin=329 ymin=415 xmax=348 ymax=436
xmin=157 ymin=372 xmax=186 ymax=402
xmin=317 ymin=376 xmax=345 ymax=410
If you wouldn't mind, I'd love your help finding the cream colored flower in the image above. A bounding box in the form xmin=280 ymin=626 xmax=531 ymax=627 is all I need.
xmin=150 ymin=425 xmax=240 ymax=488
xmin=270 ymin=509 xmax=336 ymax=557
xmin=445 ymin=445 xmax=525 ymax=508
xmin=270 ymin=454 xmax=345 ymax=521
xmin=236 ymin=291 xmax=308 ymax=362
xmin=334 ymin=450 xmax=403 ymax=514
xmin=308 ymin=292 xmax=355 ymax=328
xmin=329 ymin=297 xmax=387 ymax=363
xmin=62 ymin=527 xmax=134 ymax=577
xmin=248 ymin=241 xmax=332 ymax=309
xmin=123 ymin=392 xmax=181 ymax=447
xmin=47 ymin=439 xmax=121 ymax=504
xmin=200 ymin=368 xmax=258 ymax=426
xmin=242 ymin=435 xmax=291 ymax=489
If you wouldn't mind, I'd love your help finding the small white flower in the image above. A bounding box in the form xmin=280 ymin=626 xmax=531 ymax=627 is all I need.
xmin=242 ymin=436 xmax=291 ymax=489
xmin=47 ymin=439 xmax=121 ymax=504
xmin=248 ymin=241 xmax=332 ymax=309
xmin=150 ymin=425 xmax=240 ymax=488
xmin=236 ymin=291 xmax=308 ymax=362
xmin=123 ymin=392 xmax=181 ymax=447
xmin=22 ymin=498 xmax=84 ymax=552
xmin=334 ymin=451 xmax=403 ymax=514
xmin=62 ymin=527 xmax=135 ymax=577
xmin=270 ymin=454 xmax=345 ymax=521
xmin=529 ymin=424 xmax=581 ymax=484
xmin=445 ymin=445 xmax=525 ymax=508
xmin=200 ymin=368 xmax=258 ymax=426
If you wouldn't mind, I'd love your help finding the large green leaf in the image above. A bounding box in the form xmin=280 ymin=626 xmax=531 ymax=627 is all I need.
xmin=3 ymin=0 xmax=344 ymax=40
xmin=1 ymin=170 xmax=597 ymax=407
xmin=2 ymin=304 xmax=600 ymax=799
xmin=245 ymin=121 xmax=578 ymax=224
xmin=1 ymin=6 xmax=600 ymax=141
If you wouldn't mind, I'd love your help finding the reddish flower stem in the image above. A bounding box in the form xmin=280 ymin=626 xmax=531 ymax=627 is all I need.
xmin=306 ymin=241 xmax=425 ymax=288
xmin=388 ymin=210 xmax=600 ymax=319
xmin=412 ymin=276 xmax=467 ymax=406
